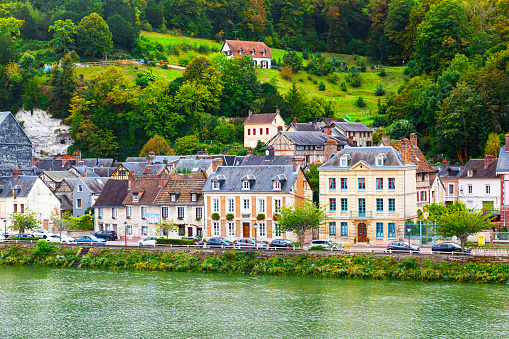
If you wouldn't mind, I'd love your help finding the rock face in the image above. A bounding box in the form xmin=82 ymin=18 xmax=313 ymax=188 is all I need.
xmin=15 ymin=109 xmax=72 ymax=156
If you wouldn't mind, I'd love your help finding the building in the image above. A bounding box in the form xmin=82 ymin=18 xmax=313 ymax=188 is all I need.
xmin=54 ymin=178 xmax=77 ymax=213
xmin=332 ymin=120 xmax=373 ymax=147
xmin=243 ymin=110 xmax=285 ymax=148
xmin=221 ymin=40 xmax=272 ymax=68
xmin=73 ymin=177 xmax=108 ymax=217
xmin=458 ymin=156 xmax=499 ymax=212
xmin=39 ymin=171 xmax=78 ymax=192
xmin=435 ymin=160 xmax=465 ymax=204
xmin=319 ymin=146 xmax=418 ymax=244
xmin=201 ymin=158 xmax=313 ymax=242
xmin=0 ymin=112 xmax=34 ymax=176
xmin=429 ymin=173 xmax=446 ymax=204
xmin=94 ymin=180 xmax=130 ymax=235
xmin=497 ymin=139 xmax=509 ymax=229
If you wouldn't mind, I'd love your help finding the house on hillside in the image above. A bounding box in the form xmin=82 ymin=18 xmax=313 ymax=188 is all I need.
xmin=221 ymin=40 xmax=272 ymax=68
xmin=331 ymin=120 xmax=373 ymax=147
xmin=243 ymin=110 xmax=285 ymax=148
xmin=458 ymin=156 xmax=499 ymax=212
xmin=0 ymin=112 xmax=34 ymax=176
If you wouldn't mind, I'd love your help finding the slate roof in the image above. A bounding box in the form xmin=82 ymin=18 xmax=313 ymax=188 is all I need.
xmin=172 ymin=159 xmax=213 ymax=174
xmin=145 ymin=164 xmax=167 ymax=175
xmin=223 ymin=40 xmax=272 ymax=59
xmin=203 ymin=165 xmax=298 ymax=193
xmin=435 ymin=166 xmax=465 ymax=179
xmin=72 ymin=165 xmax=100 ymax=177
xmin=154 ymin=173 xmax=207 ymax=205
xmin=458 ymin=159 xmax=499 ymax=179
xmin=333 ymin=121 xmax=372 ymax=132
xmin=123 ymin=175 xmax=169 ymax=205
xmin=319 ymin=118 xmax=347 ymax=125
xmin=286 ymin=122 xmax=320 ymax=132
xmin=59 ymin=194 xmax=73 ymax=211
xmin=320 ymin=146 xmax=414 ymax=169
xmin=0 ymin=176 xmax=38 ymax=198
xmin=151 ymin=155 xmax=183 ymax=164
xmin=42 ymin=171 xmax=78 ymax=183
xmin=121 ymin=162 xmax=144 ymax=175
xmin=381 ymin=139 xmax=434 ymax=173
xmin=34 ymin=159 xmax=72 ymax=171
xmin=125 ymin=157 xmax=147 ymax=163
xmin=94 ymin=180 xmax=129 ymax=207
xmin=79 ymin=177 xmax=109 ymax=193
xmin=496 ymin=146 xmax=509 ymax=173
xmin=82 ymin=158 xmax=114 ymax=168
xmin=269 ymin=131 xmax=347 ymax=146
xmin=91 ymin=167 xmax=117 ymax=177
xmin=239 ymin=155 xmax=294 ymax=166
xmin=210 ymin=155 xmax=242 ymax=166
xmin=60 ymin=178 xmax=78 ymax=191
xmin=244 ymin=113 xmax=279 ymax=125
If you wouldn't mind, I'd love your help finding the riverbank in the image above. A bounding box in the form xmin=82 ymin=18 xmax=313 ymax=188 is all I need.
xmin=1 ymin=243 xmax=509 ymax=283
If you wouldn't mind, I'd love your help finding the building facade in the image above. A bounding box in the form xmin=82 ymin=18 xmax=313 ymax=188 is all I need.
xmin=94 ymin=180 xmax=129 ymax=235
xmin=458 ymin=156 xmax=499 ymax=212
xmin=221 ymin=40 xmax=272 ymax=68
xmin=243 ymin=110 xmax=285 ymax=148
xmin=0 ymin=112 xmax=34 ymax=176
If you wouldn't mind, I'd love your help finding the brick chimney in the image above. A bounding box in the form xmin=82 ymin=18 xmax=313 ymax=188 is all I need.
xmin=324 ymin=140 xmax=337 ymax=163
xmin=324 ymin=126 xmax=331 ymax=135
xmin=84 ymin=168 xmax=87 ymax=177
xmin=484 ymin=155 xmax=495 ymax=169
xmin=33 ymin=157 xmax=39 ymax=166
xmin=276 ymin=109 xmax=280 ymax=114
xmin=128 ymin=170 xmax=135 ymax=190
xmin=382 ymin=136 xmax=390 ymax=146
xmin=148 ymin=151 xmax=155 ymax=164
xmin=292 ymin=157 xmax=304 ymax=172
xmin=355 ymin=118 xmax=360 ymax=122
xmin=401 ymin=138 xmax=410 ymax=163
xmin=13 ymin=170 xmax=21 ymax=180
xmin=212 ymin=158 xmax=223 ymax=172
xmin=248 ymin=110 xmax=253 ymax=117
xmin=410 ymin=133 xmax=417 ymax=146
xmin=506 ymin=134 xmax=509 ymax=152
xmin=277 ymin=126 xmax=283 ymax=132
xmin=312 ymin=121 xmax=317 ymax=129
xmin=292 ymin=118 xmax=297 ymax=127
xmin=441 ymin=159 xmax=449 ymax=170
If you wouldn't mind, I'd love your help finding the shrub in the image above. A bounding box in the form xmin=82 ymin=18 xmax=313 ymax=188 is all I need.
xmin=372 ymin=115 xmax=388 ymax=127
xmin=347 ymin=71 xmax=361 ymax=87
xmin=375 ymin=84 xmax=386 ymax=96
xmin=378 ymin=68 xmax=387 ymax=77
xmin=309 ymin=245 xmax=327 ymax=251
xmin=340 ymin=81 xmax=347 ymax=92
xmin=302 ymin=50 xmax=310 ymax=60
xmin=33 ymin=240 xmax=53 ymax=256
xmin=211 ymin=213 xmax=220 ymax=220
xmin=318 ymin=81 xmax=326 ymax=91
xmin=155 ymin=238 xmax=194 ymax=245
xmin=9 ymin=236 xmax=39 ymax=241
xmin=256 ymin=213 xmax=265 ymax=220
xmin=401 ymin=256 xmax=419 ymax=269
xmin=357 ymin=96 xmax=366 ymax=107
xmin=226 ymin=213 xmax=234 ymax=221
xmin=307 ymin=75 xmax=313 ymax=81
xmin=280 ymin=66 xmax=293 ymax=81
xmin=327 ymin=72 xmax=340 ymax=84
xmin=312 ymin=79 xmax=318 ymax=84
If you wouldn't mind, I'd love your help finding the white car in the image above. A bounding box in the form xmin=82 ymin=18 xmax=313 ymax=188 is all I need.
xmin=138 ymin=237 xmax=157 ymax=246
xmin=31 ymin=229 xmax=53 ymax=239
xmin=46 ymin=234 xmax=76 ymax=244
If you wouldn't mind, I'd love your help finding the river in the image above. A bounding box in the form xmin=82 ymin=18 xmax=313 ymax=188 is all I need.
xmin=0 ymin=266 xmax=508 ymax=338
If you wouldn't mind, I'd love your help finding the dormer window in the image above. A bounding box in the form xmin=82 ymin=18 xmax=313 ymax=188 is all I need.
xmin=375 ymin=153 xmax=387 ymax=167
xmin=239 ymin=48 xmax=243 ymax=55
xmin=251 ymin=48 xmax=255 ymax=56
xmin=340 ymin=154 xmax=351 ymax=167
xmin=212 ymin=181 xmax=220 ymax=190
xmin=171 ymin=194 xmax=176 ymax=202
xmin=467 ymin=170 xmax=473 ymax=177
xmin=242 ymin=180 xmax=250 ymax=190
xmin=262 ymin=50 xmax=266 ymax=56
xmin=273 ymin=180 xmax=281 ymax=190
xmin=191 ymin=193 xmax=197 ymax=202
xmin=133 ymin=193 xmax=139 ymax=202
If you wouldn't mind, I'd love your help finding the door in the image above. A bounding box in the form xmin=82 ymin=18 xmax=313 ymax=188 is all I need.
xmin=243 ymin=223 xmax=250 ymax=237
xmin=197 ymin=228 xmax=203 ymax=237
xmin=358 ymin=198 xmax=366 ymax=217
xmin=187 ymin=227 xmax=193 ymax=237
xmin=358 ymin=223 xmax=367 ymax=242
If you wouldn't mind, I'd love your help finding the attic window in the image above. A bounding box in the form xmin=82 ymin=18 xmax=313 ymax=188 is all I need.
xmin=212 ymin=181 xmax=220 ymax=190
xmin=375 ymin=153 xmax=387 ymax=167
xmin=242 ymin=180 xmax=250 ymax=190
xmin=467 ymin=170 xmax=473 ymax=177
xmin=133 ymin=193 xmax=139 ymax=202
xmin=340 ymin=154 xmax=351 ymax=167
xmin=251 ymin=48 xmax=255 ymax=56
xmin=191 ymin=193 xmax=197 ymax=202
xmin=273 ymin=180 xmax=281 ymax=190
xmin=239 ymin=48 xmax=243 ymax=55
xmin=171 ymin=194 xmax=176 ymax=202
xmin=191 ymin=167 xmax=199 ymax=173
xmin=262 ymin=50 xmax=266 ymax=56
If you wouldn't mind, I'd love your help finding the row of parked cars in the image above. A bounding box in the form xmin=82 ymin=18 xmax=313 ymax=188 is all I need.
xmin=386 ymin=241 xmax=471 ymax=253
xmin=2 ymin=229 xmax=119 ymax=245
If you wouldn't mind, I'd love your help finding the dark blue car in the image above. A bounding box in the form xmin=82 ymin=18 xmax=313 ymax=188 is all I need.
xmin=76 ymin=235 xmax=107 ymax=245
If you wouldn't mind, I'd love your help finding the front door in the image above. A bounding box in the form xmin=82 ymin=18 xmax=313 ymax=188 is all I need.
xmin=358 ymin=198 xmax=366 ymax=217
xmin=358 ymin=223 xmax=367 ymax=242
xmin=196 ymin=228 xmax=203 ymax=237
xmin=187 ymin=227 xmax=193 ymax=237
xmin=243 ymin=222 xmax=250 ymax=237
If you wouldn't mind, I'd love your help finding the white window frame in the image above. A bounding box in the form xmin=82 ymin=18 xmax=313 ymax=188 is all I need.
xmin=171 ymin=194 xmax=176 ymax=202
xmin=258 ymin=198 xmax=266 ymax=214
xmin=274 ymin=222 xmax=282 ymax=237
xmin=133 ymin=193 xmax=139 ymax=202
xmin=376 ymin=158 xmax=383 ymax=166
xmin=273 ymin=180 xmax=281 ymax=190
xmin=228 ymin=222 xmax=235 ymax=236
xmin=127 ymin=225 xmax=133 ymax=235
xmin=242 ymin=198 xmax=250 ymax=213
xmin=196 ymin=207 xmax=202 ymax=219
xmin=274 ymin=199 xmax=282 ymax=214
xmin=105 ymin=224 xmax=110 ymax=231
xmin=227 ymin=198 xmax=235 ymax=213
xmin=191 ymin=194 xmax=197 ymax=202
xmin=242 ymin=180 xmax=250 ymax=190
xmin=141 ymin=206 xmax=147 ymax=219
xmin=141 ymin=226 xmax=148 ymax=235
xmin=78 ymin=185 xmax=83 ymax=192
xmin=212 ymin=198 xmax=220 ymax=213
xmin=125 ymin=206 xmax=131 ymax=218
xmin=212 ymin=181 xmax=220 ymax=190
xmin=99 ymin=207 xmax=104 ymax=218
xmin=258 ymin=222 xmax=266 ymax=237
xmin=76 ymin=199 xmax=82 ymax=209
xmin=112 ymin=208 xmax=117 ymax=218
xmin=178 ymin=207 xmax=185 ymax=219
xmin=212 ymin=222 xmax=220 ymax=236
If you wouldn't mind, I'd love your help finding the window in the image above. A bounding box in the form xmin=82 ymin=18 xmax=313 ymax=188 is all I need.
xmin=20 ymin=204 xmax=24 ymax=213
xmin=329 ymin=198 xmax=336 ymax=211
xmin=449 ymin=184 xmax=454 ymax=195
xmin=388 ymin=199 xmax=395 ymax=212
xmin=112 ymin=208 xmax=117 ymax=218
xmin=162 ymin=207 xmax=168 ymax=219
xmin=242 ymin=181 xmax=250 ymax=190
xmin=99 ymin=208 xmax=104 ymax=218
xmin=258 ymin=199 xmax=266 ymax=214
xmin=78 ymin=185 xmax=83 ymax=192
xmin=376 ymin=198 xmax=383 ymax=212
xmin=274 ymin=199 xmax=282 ymax=213
xmin=212 ymin=198 xmax=219 ymax=213
xmin=76 ymin=199 xmax=82 ymax=209
xmin=266 ymin=128 xmax=269 ymax=135
xmin=228 ymin=222 xmax=235 ymax=236
xmin=212 ymin=181 xmax=220 ymax=190
xmin=274 ymin=222 xmax=282 ymax=237
xmin=178 ymin=207 xmax=184 ymax=219
xmin=212 ymin=222 xmax=220 ymax=236
xmin=273 ymin=180 xmax=281 ymax=190
xmin=358 ymin=178 xmax=366 ymax=190
xmin=468 ymin=185 xmax=473 ymax=194
xmin=467 ymin=170 xmax=473 ymax=177
xmin=171 ymin=194 xmax=176 ymax=202
xmin=329 ymin=222 xmax=337 ymax=237
xmin=297 ymin=145 xmax=304 ymax=150
xmin=125 ymin=206 xmax=131 ymax=218
xmin=486 ymin=185 xmax=491 ymax=194
xmin=341 ymin=178 xmax=348 ymax=189
xmin=142 ymin=226 xmax=148 ymax=235
xmin=258 ymin=222 xmax=266 ymax=237
xmin=388 ymin=223 xmax=396 ymax=238
xmin=341 ymin=198 xmax=348 ymax=211
xmin=340 ymin=155 xmax=351 ymax=167
xmin=242 ymin=198 xmax=250 ymax=213
xmin=227 ymin=199 xmax=235 ymax=213
xmin=196 ymin=208 xmax=202 ymax=219
xmin=388 ymin=178 xmax=395 ymax=190
xmin=133 ymin=193 xmax=139 ymax=202
xmin=329 ymin=178 xmax=336 ymax=189
xmin=260 ymin=128 xmax=263 ymax=135
xmin=376 ymin=222 xmax=383 ymax=238
xmin=248 ymin=129 xmax=251 ymax=136
xmin=340 ymin=222 xmax=348 ymax=237
xmin=376 ymin=178 xmax=383 ymax=190
xmin=239 ymin=48 xmax=243 ymax=55
xmin=376 ymin=158 xmax=383 ymax=166
xmin=253 ymin=129 xmax=256 ymax=135
xmin=127 ymin=225 xmax=133 ymax=235
xmin=141 ymin=207 xmax=147 ymax=219
xmin=191 ymin=194 xmax=197 ymax=202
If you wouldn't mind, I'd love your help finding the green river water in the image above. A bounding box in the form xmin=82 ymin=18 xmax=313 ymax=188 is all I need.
xmin=0 ymin=265 xmax=508 ymax=339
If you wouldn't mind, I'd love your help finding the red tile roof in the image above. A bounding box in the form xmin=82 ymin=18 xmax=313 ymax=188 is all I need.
xmin=385 ymin=140 xmax=434 ymax=173
xmin=243 ymin=113 xmax=278 ymax=125
xmin=223 ymin=40 xmax=272 ymax=59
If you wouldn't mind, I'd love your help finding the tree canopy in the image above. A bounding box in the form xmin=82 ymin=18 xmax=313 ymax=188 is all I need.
xmin=278 ymin=201 xmax=328 ymax=247
xmin=76 ymin=12 xmax=113 ymax=57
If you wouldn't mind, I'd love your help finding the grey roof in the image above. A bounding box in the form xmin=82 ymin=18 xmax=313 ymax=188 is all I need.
xmin=121 ymin=162 xmax=144 ymax=175
xmin=94 ymin=180 xmax=129 ymax=207
xmin=272 ymin=131 xmax=346 ymax=146
xmin=203 ymin=165 xmax=298 ymax=193
xmin=42 ymin=171 xmax=78 ymax=182
xmin=0 ymin=176 xmax=38 ymax=198
xmin=79 ymin=177 xmax=109 ymax=193
xmin=320 ymin=146 xmax=414 ymax=169
xmin=151 ymin=155 xmax=183 ymax=164
xmin=82 ymin=158 xmax=114 ymax=168
xmin=208 ymin=155 xmax=240 ymax=167
xmin=126 ymin=157 xmax=147 ymax=162
xmin=72 ymin=165 xmax=100 ymax=177
xmin=59 ymin=194 xmax=73 ymax=211
xmin=496 ymin=146 xmax=509 ymax=173
xmin=91 ymin=167 xmax=117 ymax=177
xmin=145 ymin=164 xmax=166 ymax=175
xmin=333 ymin=121 xmax=372 ymax=133
xmin=436 ymin=166 xmax=465 ymax=179
xmin=239 ymin=155 xmax=294 ymax=166
xmin=173 ymin=159 xmax=213 ymax=173
xmin=0 ymin=112 xmax=33 ymax=145
xmin=34 ymin=159 xmax=72 ymax=172
xmin=286 ymin=122 xmax=320 ymax=132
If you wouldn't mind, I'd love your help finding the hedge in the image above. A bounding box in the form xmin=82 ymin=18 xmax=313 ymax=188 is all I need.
xmin=155 ymin=238 xmax=195 ymax=245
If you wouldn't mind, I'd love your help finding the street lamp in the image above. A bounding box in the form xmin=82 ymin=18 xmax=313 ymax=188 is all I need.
xmin=253 ymin=222 xmax=258 ymax=249
xmin=3 ymin=219 xmax=6 ymax=241
xmin=407 ymin=225 xmax=412 ymax=253
xmin=124 ymin=221 xmax=128 ymax=246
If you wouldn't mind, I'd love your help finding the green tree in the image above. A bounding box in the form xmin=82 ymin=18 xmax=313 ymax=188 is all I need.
xmin=283 ymin=81 xmax=308 ymax=120
xmin=385 ymin=119 xmax=415 ymax=140
xmin=278 ymin=201 xmax=328 ymax=247
xmin=9 ymin=210 xmax=41 ymax=238
xmin=50 ymin=210 xmax=72 ymax=240
xmin=139 ymin=135 xmax=175 ymax=156
xmin=49 ymin=19 xmax=77 ymax=53
xmin=76 ymin=13 xmax=113 ymax=57
xmin=49 ymin=52 xmax=78 ymax=119
xmin=106 ymin=14 xmax=139 ymax=50
xmin=22 ymin=76 xmax=47 ymax=113
xmin=174 ymin=135 xmax=199 ymax=155
xmin=305 ymin=164 xmax=320 ymax=203
xmin=425 ymin=201 xmax=492 ymax=252
xmin=183 ymin=56 xmax=213 ymax=83
xmin=485 ymin=132 xmax=501 ymax=156
xmin=0 ymin=17 xmax=23 ymax=65
xmin=155 ymin=218 xmax=177 ymax=238
xmin=18 ymin=52 xmax=35 ymax=69
xmin=282 ymin=51 xmax=303 ymax=72
xmin=384 ymin=0 xmax=418 ymax=64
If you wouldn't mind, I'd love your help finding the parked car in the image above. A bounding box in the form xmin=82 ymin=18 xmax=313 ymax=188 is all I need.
xmin=76 ymin=235 xmax=107 ymax=245
xmin=234 ymin=238 xmax=267 ymax=249
xmin=387 ymin=241 xmax=420 ymax=252
xmin=268 ymin=239 xmax=295 ymax=250
xmin=432 ymin=242 xmax=471 ymax=254
xmin=138 ymin=237 xmax=157 ymax=247
xmin=8 ymin=233 xmax=37 ymax=241
xmin=31 ymin=229 xmax=53 ymax=239
xmin=206 ymin=237 xmax=234 ymax=248
xmin=308 ymin=239 xmax=343 ymax=251
xmin=183 ymin=236 xmax=204 ymax=246
xmin=93 ymin=230 xmax=118 ymax=241
xmin=46 ymin=234 xmax=76 ymax=244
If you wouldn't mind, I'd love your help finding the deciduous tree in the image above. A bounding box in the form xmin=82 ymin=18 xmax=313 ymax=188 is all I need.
xmin=278 ymin=201 xmax=328 ymax=247
xmin=49 ymin=19 xmax=77 ymax=53
xmin=139 ymin=135 xmax=175 ymax=156
xmin=484 ymin=132 xmax=501 ymax=156
xmin=76 ymin=12 xmax=113 ymax=57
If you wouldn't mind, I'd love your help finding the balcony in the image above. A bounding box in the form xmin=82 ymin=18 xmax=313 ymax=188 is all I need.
xmin=349 ymin=211 xmax=373 ymax=219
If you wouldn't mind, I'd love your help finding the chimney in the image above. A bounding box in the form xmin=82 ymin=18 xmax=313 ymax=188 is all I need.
xmin=506 ymin=134 xmax=509 ymax=152
xmin=410 ymin=133 xmax=417 ymax=146
xmin=277 ymin=126 xmax=283 ymax=132
xmin=292 ymin=157 xmax=304 ymax=172
xmin=13 ymin=170 xmax=21 ymax=180
xmin=276 ymin=109 xmax=280 ymax=114
xmin=382 ymin=136 xmax=390 ymax=146
xmin=484 ymin=155 xmax=495 ymax=169
xmin=248 ymin=110 xmax=253 ymax=117
xmin=163 ymin=159 xmax=168 ymax=165
xmin=355 ymin=118 xmax=360 ymax=122
xmin=180 ymin=156 xmax=186 ymax=160
xmin=144 ymin=167 xmax=151 ymax=173
xmin=128 ymin=170 xmax=135 ymax=190
xmin=292 ymin=118 xmax=297 ymax=127
xmin=312 ymin=121 xmax=317 ymax=129
xmin=324 ymin=126 xmax=331 ymax=135
xmin=348 ymin=136 xmax=354 ymax=145
xmin=84 ymin=168 xmax=87 ymax=177
xmin=212 ymin=158 xmax=223 ymax=172
xmin=324 ymin=140 xmax=337 ymax=163
xmin=441 ymin=159 xmax=449 ymax=170
xmin=401 ymin=138 xmax=410 ymax=163
xmin=148 ymin=151 xmax=155 ymax=164
xmin=265 ymin=147 xmax=274 ymax=160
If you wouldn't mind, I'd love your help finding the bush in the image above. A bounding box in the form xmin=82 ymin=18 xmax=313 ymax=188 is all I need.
xmin=327 ymin=72 xmax=340 ymax=84
xmin=156 ymin=238 xmax=194 ymax=245
xmin=401 ymin=256 xmax=419 ymax=269
xmin=309 ymin=245 xmax=327 ymax=251
xmin=340 ymin=81 xmax=347 ymax=92
xmin=280 ymin=66 xmax=293 ymax=81
xmin=33 ymin=240 xmax=53 ymax=256
xmin=372 ymin=115 xmax=388 ymax=127
xmin=347 ymin=71 xmax=361 ymax=87
xmin=318 ymin=81 xmax=326 ymax=91
xmin=302 ymin=50 xmax=310 ymax=60
xmin=9 ymin=236 xmax=38 ymax=241
xmin=375 ymin=84 xmax=386 ymax=96
xmin=378 ymin=68 xmax=387 ymax=77
xmin=357 ymin=96 xmax=366 ymax=107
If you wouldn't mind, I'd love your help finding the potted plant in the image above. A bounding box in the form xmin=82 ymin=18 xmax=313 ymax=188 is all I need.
xmin=226 ymin=213 xmax=234 ymax=221
xmin=353 ymin=236 xmax=357 ymax=244
xmin=177 ymin=217 xmax=184 ymax=220
xmin=273 ymin=213 xmax=281 ymax=221
xmin=196 ymin=217 xmax=201 ymax=221
xmin=256 ymin=213 xmax=265 ymax=221
xmin=366 ymin=237 xmax=370 ymax=244
xmin=211 ymin=213 xmax=220 ymax=220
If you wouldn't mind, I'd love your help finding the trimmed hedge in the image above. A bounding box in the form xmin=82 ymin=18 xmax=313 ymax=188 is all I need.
xmin=8 ymin=237 xmax=39 ymax=241
xmin=156 ymin=238 xmax=194 ymax=245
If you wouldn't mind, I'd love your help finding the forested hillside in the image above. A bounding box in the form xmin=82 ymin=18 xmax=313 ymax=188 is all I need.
xmin=1 ymin=0 xmax=509 ymax=162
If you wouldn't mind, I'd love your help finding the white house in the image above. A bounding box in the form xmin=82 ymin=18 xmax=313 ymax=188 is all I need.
xmin=221 ymin=40 xmax=272 ymax=68
xmin=243 ymin=110 xmax=285 ymax=148
xmin=458 ymin=156 xmax=499 ymax=212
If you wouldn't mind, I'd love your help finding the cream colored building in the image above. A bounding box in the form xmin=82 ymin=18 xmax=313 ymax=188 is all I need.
xmin=319 ymin=146 xmax=417 ymax=244
xmin=243 ymin=110 xmax=285 ymax=148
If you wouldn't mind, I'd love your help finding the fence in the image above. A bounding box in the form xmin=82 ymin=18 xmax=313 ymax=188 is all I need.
xmin=404 ymin=221 xmax=452 ymax=246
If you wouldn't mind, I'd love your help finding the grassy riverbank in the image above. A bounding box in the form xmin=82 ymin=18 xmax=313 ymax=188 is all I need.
xmin=1 ymin=243 xmax=509 ymax=284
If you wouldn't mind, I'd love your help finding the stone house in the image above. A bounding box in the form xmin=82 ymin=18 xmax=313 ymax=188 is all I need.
xmin=429 ymin=173 xmax=446 ymax=205
xmin=54 ymin=178 xmax=77 ymax=213
xmin=243 ymin=110 xmax=285 ymax=148
xmin=39 ymin=171 xmax=78 ymax=192
xmin=458 ymin=156 xmax=499 ymax=212
xmin=0 ymin=112 xmax=34 ymax=176
xmin=94 ymin=180 xmax=130 ymax=235
xmin=73 ymin=177 xmax=108 ymax=217
xmin=435 ymin=160 xmax=465 ymax=204
xmin=201 ymin=158 xmax=313 ymax=242
xmin=332 ymin=120 xmax=373 ymax=147
xmin=221 ymin=40 xmax=272 ymax=68
xmin=319 ymin=146 xmax=418 ymax=245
